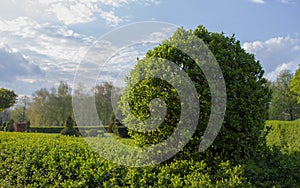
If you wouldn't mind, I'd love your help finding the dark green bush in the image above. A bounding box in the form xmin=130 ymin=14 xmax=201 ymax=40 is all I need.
xmin=117 ymin=127 xmax=129 ymax=138
xmin=242 ymin=147 xmax=300 ymax=187
xmin=30 ymin=126 xmax=64 ymax=133
xmin=0 ymin=122 xmax=7 ymax=131
xmin=2 ymin=120 xmax=15 ymax=132
xmin=110 ymin=114 xmax=130 ymax=138
xmin=60 ymin=116 xmax=80 ymax=137
xmin=119 ymin=25 xmax=271 ymax=163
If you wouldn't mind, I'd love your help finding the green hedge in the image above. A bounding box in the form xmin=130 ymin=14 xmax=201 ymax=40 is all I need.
xmin=29 ymin=126 xmax=64 ymax=133
xmin=265 ymin=119 xmax=300 ymax=151
xmin=0 ymin=132 xmax=299 ymax=187
xmin=29 ymin=126 xmax=125 ymax=135
xmin=0 ymin=132 xmax=247 ymax=187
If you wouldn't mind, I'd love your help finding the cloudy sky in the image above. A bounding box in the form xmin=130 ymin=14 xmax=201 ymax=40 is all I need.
xmin=0 ymin=0 xmax=299 ymax=95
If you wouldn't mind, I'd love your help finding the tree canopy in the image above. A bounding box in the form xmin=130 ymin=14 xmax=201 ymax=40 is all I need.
xmin=269 ymin=70 xmax=300 ymax=120
xmin=291 ymin=66 xmax=300 ymax=103
xmin=27 ymin=81 xmax=73 ymax=126
xmin=0 ymin=88 xmax=17 ymax=112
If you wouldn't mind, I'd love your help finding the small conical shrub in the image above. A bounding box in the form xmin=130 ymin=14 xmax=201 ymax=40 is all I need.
xmin=60 ymin=116 xmax=80 ymax=136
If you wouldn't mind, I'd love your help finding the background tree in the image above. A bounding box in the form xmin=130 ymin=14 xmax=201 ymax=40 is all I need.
xmin=269 ymin=70 xmax=300 ymax=120
xmin=0 ymin=88 xmax=17 ymax=125
xmin=119 ymin=25 xmax=271 ymax=163
xmin=72 ymin=84 xmax=95 ymax=126
xmin=27 ymin=88 xmax=51 ymax=126
xmin=57 ymin=81 xmax=72 ymax=125
xmin=27 ymin=82 xmax=73 ymax=126
xmin=290 ymin=66 xmax=300 ymax=103
xmin=9 ymin=96 xmax=30 ymax=122
xmin=95 ymin=82 xmax=114 ymax=126
xmin=0 ymin=88 xmax=17 ymax=112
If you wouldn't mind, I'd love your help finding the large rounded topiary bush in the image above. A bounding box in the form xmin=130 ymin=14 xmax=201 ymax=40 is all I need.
xmin=119 ymin=25 xmax=271 ymax=163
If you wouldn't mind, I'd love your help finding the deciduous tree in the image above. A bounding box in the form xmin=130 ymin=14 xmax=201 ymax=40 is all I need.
xmin=269 ymin=70 xmax=300 ymax=120
xmin=290 ymin=66 xmax=300 ymax=103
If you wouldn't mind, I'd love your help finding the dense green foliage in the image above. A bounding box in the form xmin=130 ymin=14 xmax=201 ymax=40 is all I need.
xmin=0 ymin=88 xmax=17 ymax=112
xmin=0 ymin=131 xmax=299 ymax=187
xmin=120 ymin=25 xmax=271 ymax=162
xmin=269 ymin=70 xmax=300 ymax=120
xmin=60 ymin=116 xmax=80 ymax=136
xmin=291 ymin=67 xmax=300 ymax=103
xmin=27 ymin=81 xmax=73 ymax=126
xmin=0 ymin=120 xmax=14 ymax=132
xmin=265 ymin=120 xmax=300 ymax=151
xmin=95 ymin=82 xmax=115 ymax=126
xmin=109 ymin=114 xmax=130 ymax=138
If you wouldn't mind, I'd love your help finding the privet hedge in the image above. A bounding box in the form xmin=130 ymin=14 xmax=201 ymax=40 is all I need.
xmin=1 ymin=132 xmax=299 ymax=187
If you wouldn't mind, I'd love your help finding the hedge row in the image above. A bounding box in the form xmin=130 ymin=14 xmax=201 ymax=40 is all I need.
xmin=0 ymin=132 xmax=244 ymax=187
xmin=0 ymin=132 xmax=299 ymax=187
xmin=29 ymin=126 xmax=129 ymax=138
xmin=265 ymin=120 xmax=300 ymax=151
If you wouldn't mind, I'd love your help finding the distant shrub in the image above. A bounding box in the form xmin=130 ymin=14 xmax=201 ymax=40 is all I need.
xmin=60 ymin=116 xmax=80 ymax=137
xmin=0 ymin=121 xmax=14 ymax=132
xmin=110 ymin=116 xmax=129 ymax=138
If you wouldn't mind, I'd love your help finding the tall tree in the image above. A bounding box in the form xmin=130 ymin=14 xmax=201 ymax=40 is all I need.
xmin=57 ymin=81 xmax=72 ymax=125
xmin=95 ymin=82 xmax=114 ymax=125
xmin=27 ymin=88 xmax=51 ymax=126
xmin=27 ymin=82 xmax=73 ymax=126
xmin=269 ymin=70 xmax=300 ymax=120
xmin=290 ymin=66 xmax=300 ymax=103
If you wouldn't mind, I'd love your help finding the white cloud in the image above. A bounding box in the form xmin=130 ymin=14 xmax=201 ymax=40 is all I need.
xmin=0 ymin=16 xmax=94 ymax=94
xmin=99 ymin=10 xmax=123 ymax=26
xmin=95 ymin=0 xmax=129 ymax=7
xmin=0 ymin=16 xmax=93 ymax=66
xmin=251 ymin=0 xmax=265 ymax=4
xmin=0 ymin=0 xmax=161 ymax=95
xmin=279 ymin=0 xmax=296 ymax=5
xmin=47 ymin=2 xmax=99 ymax=25
xmin=0 ymin=0 xmax=159 ymax=26
xmin=243 ymin=36 xmax=300 ymax=80
xmin=265 ymin=61 xmax=296 ymax=81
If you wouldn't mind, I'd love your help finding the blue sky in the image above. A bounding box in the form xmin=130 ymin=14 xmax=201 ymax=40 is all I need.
xmin=0 ymin=0 xmax=299 ymax=95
